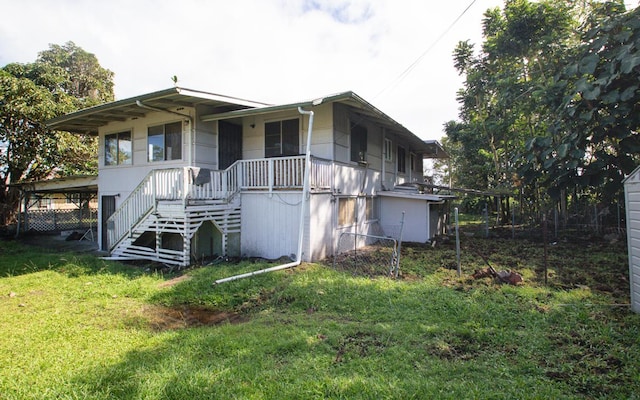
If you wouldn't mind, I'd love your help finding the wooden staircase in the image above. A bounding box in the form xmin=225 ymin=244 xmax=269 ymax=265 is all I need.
xmin=109 ymin=198 xmax=241 ymax=267
xmin=106 ymin=165 xmax=242 ymax=267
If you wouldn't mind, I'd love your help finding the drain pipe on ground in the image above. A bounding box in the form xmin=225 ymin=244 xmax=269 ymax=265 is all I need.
xmin=214 ymin=107 xmax=315 ymax=284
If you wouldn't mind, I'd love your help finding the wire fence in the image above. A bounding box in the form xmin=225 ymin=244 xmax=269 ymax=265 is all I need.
xmin=458 ymin=200 xmax=626 ymax=241
xmin=332 ymin=232 xmax=400 ymax=278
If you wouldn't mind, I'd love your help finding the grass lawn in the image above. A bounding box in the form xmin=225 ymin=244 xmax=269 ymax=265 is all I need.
xmin=0 ymin=233 xmax=639 ymax=399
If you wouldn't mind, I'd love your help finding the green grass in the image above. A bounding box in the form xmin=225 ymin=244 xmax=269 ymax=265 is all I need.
xmin=0 ymin=237 xmax=639 ymax=399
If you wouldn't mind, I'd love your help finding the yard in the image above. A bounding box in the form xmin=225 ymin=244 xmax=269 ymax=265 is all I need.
xmin=0 ymin=229 xmax=639 ymax=399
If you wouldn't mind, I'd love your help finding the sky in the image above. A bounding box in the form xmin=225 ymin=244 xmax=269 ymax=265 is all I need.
xmin=2 ymin=0 xmax=632 ymax=142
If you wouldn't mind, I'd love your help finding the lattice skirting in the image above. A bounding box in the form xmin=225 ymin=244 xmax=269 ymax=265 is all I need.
xmin=23 ymin=209 xmax=98 ymax=232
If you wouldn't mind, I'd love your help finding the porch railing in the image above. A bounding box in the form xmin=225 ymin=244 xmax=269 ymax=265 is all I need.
xmin=107 ymin=156 xmax=336 ymax=250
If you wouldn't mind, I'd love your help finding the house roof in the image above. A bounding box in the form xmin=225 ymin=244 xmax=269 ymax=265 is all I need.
xmin=46 ymin=87 xmax=270 ymax=135
xmin=46 ymin=87 xmax=448 ymax=157
xmin=623 ymin=165 xmax=640 ymax=184
xmin=201 ymin=91 xmax=442 ymax=155
xmin=11 ymin=175 xmax=98 ymax=194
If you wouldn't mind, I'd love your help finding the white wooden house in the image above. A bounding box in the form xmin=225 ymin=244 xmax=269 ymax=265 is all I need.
xmin=47 ymin=87 xmax=450 ymax=267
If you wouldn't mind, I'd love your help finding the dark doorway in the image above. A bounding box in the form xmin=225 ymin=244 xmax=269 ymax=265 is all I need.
xmin=101 ymin=195 xmax=116 ymax=251
xmin=219 ymin=120 xmax=243 ymax=170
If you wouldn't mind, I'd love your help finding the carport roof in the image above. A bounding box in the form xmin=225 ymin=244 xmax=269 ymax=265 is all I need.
xmin=11 ymin=175 xmax=98 ymax=194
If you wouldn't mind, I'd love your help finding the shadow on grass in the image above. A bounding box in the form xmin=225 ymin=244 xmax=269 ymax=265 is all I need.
xmin=0 ymin=237 xmax=149 ymax=279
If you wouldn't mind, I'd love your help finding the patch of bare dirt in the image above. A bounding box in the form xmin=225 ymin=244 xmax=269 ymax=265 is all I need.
xmin=143 ymin=304 xmax=249 ymax=331
xmin=158 ymin=274 xmax=192 ymax=288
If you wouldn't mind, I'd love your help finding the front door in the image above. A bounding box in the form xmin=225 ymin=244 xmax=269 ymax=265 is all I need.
xmin=101 ymin=195 xmax=116 ymax=251
xmin=219 ymin=121 xmax=243 ymax=170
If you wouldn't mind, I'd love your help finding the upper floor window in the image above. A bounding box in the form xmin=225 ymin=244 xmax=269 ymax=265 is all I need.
xmin=397 ymin=146 xmax=406 ymax=173
xmin=350 ymin=124 xmax=367 ymax=163
xmin=410 ymin=152 xmax=419 ymax=172
xmin=105 ymin=131 xmax=132 ymax=166
xmin=265 ymin=118 xmax=299 ymax=157
xmin=148 ymin=121 xmax=182 ymax=162
xmin=384 ymin=138 xmax=393 ymax=162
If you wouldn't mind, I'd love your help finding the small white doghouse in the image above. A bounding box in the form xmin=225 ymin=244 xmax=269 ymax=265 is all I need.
xmin=624 ymin=166 xmax=640 ymax=313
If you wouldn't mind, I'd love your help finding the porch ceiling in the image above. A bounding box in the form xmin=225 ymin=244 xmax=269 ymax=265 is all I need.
xmin=46 ymin=87 xmax=270 ymax=135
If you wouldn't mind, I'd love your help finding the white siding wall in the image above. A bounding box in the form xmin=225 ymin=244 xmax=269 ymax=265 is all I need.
xmin=624 ymin=169 xmax=640 ymax=313
xmin=98 ymin=108 xmax=195 ymax=200
xmin=240 ymin=191 xmax=306 ymax=260
xmin=309 ymin=193 xmax=334 ymax=260
xmin=379 ymin=197 xmax=429 ymax=243
xmin=241 ymin=103 xmax=334 ymax=160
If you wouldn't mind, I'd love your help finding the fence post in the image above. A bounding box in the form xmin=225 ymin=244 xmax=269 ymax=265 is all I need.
xmin=483 ymin=203 xmax=489 ymax=238
xmin=543 ymin=214 xmax=548 ymax=286
xmin=455 ymin=207 xmax=461 ymax=277
xmin=396 ymin=211 xmax=405 ymax=276
xmin=511 ymin=205 xmax=515 ymax=239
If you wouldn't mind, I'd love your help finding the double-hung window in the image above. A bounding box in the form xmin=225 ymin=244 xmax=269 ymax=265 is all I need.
xmin=265 ymin=118 xmax=299 ymax=157
xmin=148 ymin=121 xmax=182 ymax=162
xmin=384 ymin=138 xmax=393 ymax=162
xmin=105 ymin=131 xmax=132 ymax=166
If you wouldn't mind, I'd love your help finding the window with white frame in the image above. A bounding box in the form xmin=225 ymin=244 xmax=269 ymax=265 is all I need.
xmin=265 ymin=118 xmax=299 ymax=157
xmin=104 ymin=131 xmax=132 ymax=166
xmin=384 ymin=138 xmax=393 ymax=162
xmin=148 ymin=121 xmax=182 ymax=162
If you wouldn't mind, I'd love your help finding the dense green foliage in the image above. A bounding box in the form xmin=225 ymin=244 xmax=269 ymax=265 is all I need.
xmin=0 ymin=236 xmax=638 ymax=399
xmin=524 ymin=4 xmax=640 ymax=204
xmin=445 ymin=0 xmax=638 ymax=215
xmin=0 ymin=42 xmax=113 ymax=223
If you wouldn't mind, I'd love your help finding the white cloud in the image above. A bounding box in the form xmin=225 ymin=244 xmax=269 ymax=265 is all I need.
xmin=1 ymin=0 xmax=512 ymax=140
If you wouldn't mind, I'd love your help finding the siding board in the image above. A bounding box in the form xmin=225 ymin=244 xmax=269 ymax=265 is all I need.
xmin=624 ymin=166 xmax=640 ymax=313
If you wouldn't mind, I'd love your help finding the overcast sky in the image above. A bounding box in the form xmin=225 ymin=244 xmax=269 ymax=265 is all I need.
xmin=3 ymin=0 xmax=632 ymax=142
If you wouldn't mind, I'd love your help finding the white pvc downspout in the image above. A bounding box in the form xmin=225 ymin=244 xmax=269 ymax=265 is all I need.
xmin=214 ymin=106 xmax=315 ymax=284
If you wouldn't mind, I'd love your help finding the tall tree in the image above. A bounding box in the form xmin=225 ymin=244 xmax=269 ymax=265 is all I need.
xmin=446 ymin=0 xmax=595 ymax=216
xmin=0 ymin=42 xmax=114 ymax=224
xmin=523 ymin=3 xmax=638 ymax=205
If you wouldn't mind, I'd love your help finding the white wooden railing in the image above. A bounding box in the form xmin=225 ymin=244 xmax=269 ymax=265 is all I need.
xmin=107 ymin=156 xmax=339 ymax=250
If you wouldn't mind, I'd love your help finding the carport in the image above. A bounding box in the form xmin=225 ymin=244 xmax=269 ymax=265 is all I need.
xmin=13 ymin=175 xmax=98 ymax=237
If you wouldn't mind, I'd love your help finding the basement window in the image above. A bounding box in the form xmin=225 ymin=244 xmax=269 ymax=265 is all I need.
xmin=105 ymin=131 xmax=132 ymax=166
xmin=338 ymin=197 xmax=356 ymax=226
xmin=366 ymin=196 xmax=379 ymax=221
xmin=265 ymin=118 xmax=299 ymax=157
xmin=148 ymin=121 xmax=182 ymax=162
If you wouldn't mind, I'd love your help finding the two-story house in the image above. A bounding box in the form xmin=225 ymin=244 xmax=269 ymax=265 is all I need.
xmin=47 ymin=87 xmax=449 ymax=267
